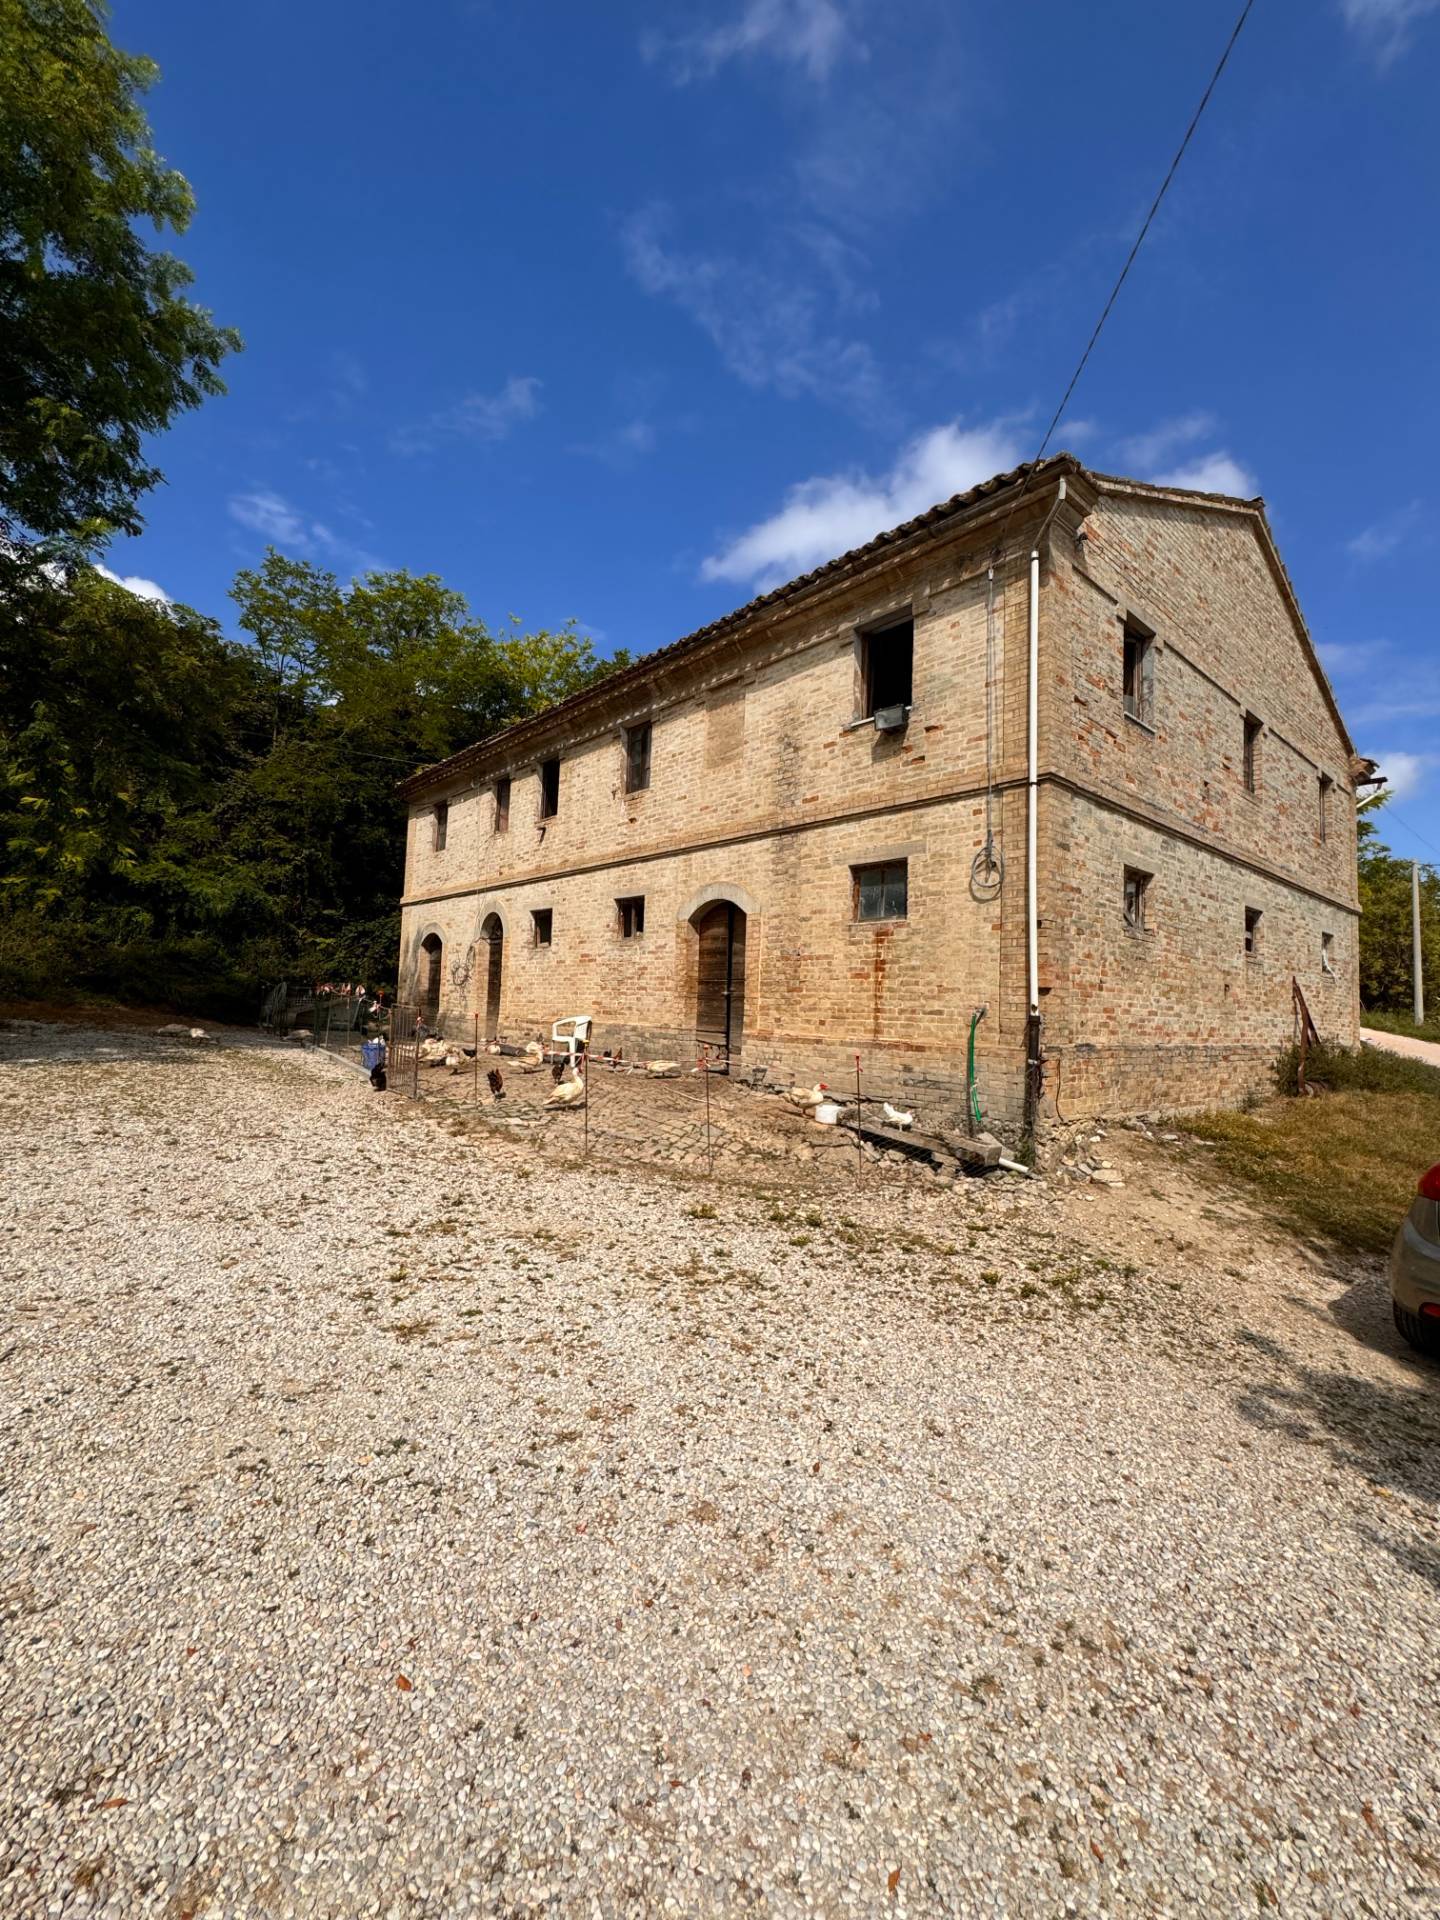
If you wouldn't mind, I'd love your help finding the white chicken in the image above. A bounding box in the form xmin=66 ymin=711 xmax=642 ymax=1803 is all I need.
xmin=784 ymin=1084 xmax=827 ymax=1109
xmin=545 ymin=1072 xmax=586 ymax=1108
xmin=882 ymin=1102 xmax=914 ymax=1130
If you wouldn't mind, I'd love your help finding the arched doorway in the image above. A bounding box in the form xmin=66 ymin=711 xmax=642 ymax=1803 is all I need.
xmin=480 ymin=913 xmax=504 ymax=1041
xmin=419 ymin=932 xmax=442 ymax=1024
xmin=692 ymin=901 xmax=746 ymax=1069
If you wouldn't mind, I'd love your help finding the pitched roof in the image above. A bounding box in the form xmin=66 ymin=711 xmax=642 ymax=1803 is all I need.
xmin=399 ymin=452 xmax=1350 ymax=795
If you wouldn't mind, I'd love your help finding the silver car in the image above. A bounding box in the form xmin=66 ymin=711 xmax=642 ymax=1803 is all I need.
xmin=1392 ymin=1163 xmax=1440 ymax=1356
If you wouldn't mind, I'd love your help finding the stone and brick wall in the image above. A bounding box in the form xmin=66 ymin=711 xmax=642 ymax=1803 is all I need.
xmin=399 ymin=465 xmax=1360 ymax=1134
xmin=1035 ymin=485 xmax=1360 ymax=1114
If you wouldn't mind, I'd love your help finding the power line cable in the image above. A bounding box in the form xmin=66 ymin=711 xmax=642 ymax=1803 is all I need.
xmin=993 ymin=0 xmax=1258 ymax=551
xmin=1029 ymin=0 xmax=1258 ymax=468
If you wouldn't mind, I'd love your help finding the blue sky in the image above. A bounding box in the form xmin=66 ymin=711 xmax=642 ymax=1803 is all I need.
xmin=105 ymin=0 xmax=1439 ymax=861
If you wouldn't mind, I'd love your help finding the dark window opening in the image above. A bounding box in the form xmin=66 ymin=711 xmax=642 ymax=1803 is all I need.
xmin=1243 ymin=713 xmax=1262 ymax=793
xmin=1318 ymin=773 xmax=1333 ymax=842
xmin=1244 ymin=906 xmax=1262 ymax=958
xmin=624 ymin=722 xmax=652 ymax=794
xmin=853 ymin=859 xmax=908 ymax=922
xmin=420 ymin=933 xmax=442 ymax=1021
xmin=539 ymin=757 xmax=560 ymax=819
xmin=617 ymin=895 xmax=645 ymax=939
xmin=1322 ymin=930 xmax=1336 ymax=973
xmin=862 ymin=618 xmax=914 ymax=719
xmin=1123 ymin=866 xmax=1151 ymax=931
xmin=494 ymin=776 xmax=510 ymax=833
xmin=1122 ymin=622 xmax=1154 ymax=724
xmin=432 ymin=800 xmax=448 ymax=852
xmin=532 ymin=908 xmax=553 ymax=948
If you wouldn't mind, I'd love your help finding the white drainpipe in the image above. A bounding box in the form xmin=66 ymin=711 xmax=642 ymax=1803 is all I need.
xmin=1027 ymin=477 xmax=1066 ymax=1017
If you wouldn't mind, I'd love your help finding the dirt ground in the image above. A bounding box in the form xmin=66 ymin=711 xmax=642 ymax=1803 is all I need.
xmin=3 ymin=1016 xmax=1438 ymax=1918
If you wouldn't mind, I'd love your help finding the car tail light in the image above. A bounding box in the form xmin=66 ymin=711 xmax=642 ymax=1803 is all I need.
xmin=1420 ymin=1165 xmax=1440 ymax=1202
xmin=1422 ymin=1304 xmax=1440 ymax=1321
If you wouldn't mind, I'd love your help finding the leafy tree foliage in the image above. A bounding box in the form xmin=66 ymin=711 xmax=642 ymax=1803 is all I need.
xmin=0 ymin=0 xmax=240 ymax=581
xmin=1357 ymin=805 xmax=1438 ymax=1014
xmin=0 ymin=557 xmax=625 ymax=1014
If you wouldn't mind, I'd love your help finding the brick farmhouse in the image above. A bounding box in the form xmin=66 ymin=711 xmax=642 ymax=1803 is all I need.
xmin=396 ymin=455 xmax=1363 ymax=1131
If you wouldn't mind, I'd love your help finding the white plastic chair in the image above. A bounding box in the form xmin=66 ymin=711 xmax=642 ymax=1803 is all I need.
xmin=551 ymin=1015 xmax=593 ymax=1063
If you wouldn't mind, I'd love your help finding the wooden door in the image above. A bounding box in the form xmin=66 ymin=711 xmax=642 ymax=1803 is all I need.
xmin=693 ymin=903 xmax=745 ymax=1068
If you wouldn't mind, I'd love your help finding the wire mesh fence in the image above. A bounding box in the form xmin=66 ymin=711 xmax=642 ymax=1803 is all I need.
xmin=259 ymin=982 xmax=390 ymax=1070
xmin=374 ymin=1019 xmax=906 ymax=1186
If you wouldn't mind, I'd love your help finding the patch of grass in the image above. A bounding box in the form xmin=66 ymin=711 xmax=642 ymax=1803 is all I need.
xmin=1360 ymin=1008 xmax=1440 ymax=1046
xmin=685 ymin=1202 xmax=718 ymax=1220
xmin=1186 ymin=1059 xmax=1440 ymax=1255
xmin=1277 ymin=1039 xmax=1440 ymax=1099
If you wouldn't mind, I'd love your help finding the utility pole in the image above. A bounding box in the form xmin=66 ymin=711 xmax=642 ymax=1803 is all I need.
xmin=1414 ymin=861 xmax=1426 ymax=1026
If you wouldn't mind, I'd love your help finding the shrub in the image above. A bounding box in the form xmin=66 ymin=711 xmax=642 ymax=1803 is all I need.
xmin=1276 ymin=1040 xmax=1440 ymax=1100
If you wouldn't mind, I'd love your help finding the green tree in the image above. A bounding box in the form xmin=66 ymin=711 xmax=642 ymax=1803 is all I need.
xmin=0 ymin=568 xmax=246 ymax=909
xmin=0 ymin=0 xmax=240 ymax=579
xmin=1357 ymin=806 xmax=1439 ymax=1013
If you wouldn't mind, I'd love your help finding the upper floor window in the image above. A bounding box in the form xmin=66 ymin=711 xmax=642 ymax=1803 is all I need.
xmin=494 ymin=776 xmax=510 ymax=833
xmin=1122 ymin=621 xmax=1154 ymax=726
xmin=617 ymin=895 xmax=645 ymax=939
xmin=1318 ymin=773 xmax=1333 ymax=842
xmin=1243 ymin=713 xmax=1262 ymax=793
xmin=432 ymin=800 xmax=449 ymax=852
xmin=1244 ymin=905 xmax=1262 ymax=958
xmin=1322 ymin=930 xmax=1336 ymax=975
xmin=539 ymin=757 xmax=560 ymax=819
xmin=532 ymin=908 xmax=553 ymax=947
xmin=1123 ymin=866 xmax=1151 ymax=931
xmin=861 ymin=617 xmax=913 ymax=720
xmin=624 ymin=722 xmax=651 ymax=794
xmin=853 ymin=859 xmax=908 ymax=922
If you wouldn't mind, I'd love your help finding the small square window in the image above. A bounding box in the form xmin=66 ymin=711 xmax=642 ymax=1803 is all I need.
xmin=1243 ymin=714 xmax=1262 ymax=793
xmin=1123 ymin=866 xmax=1151 ymax=930
xmin=1244 ymin=906 xmax=1262 ymax=958
xmin=617 ymin=895 xmax=645 ymax=939
xmin=432 ymin=799 xmax=449 ymax=853
xmin=494 ymin=776 xmax=510 ymax=833
xmin=624 ymin=722 xmax=651 ymax=794
xmin=1318 ymin=773 xmax=1333 ymax=842
xmin=861 ymin=617 xmax=913 ymax=719
xmin=532 ymin=908 xmax=553 ymax=948
xmin=1322 ymin=930 xmax=1336 ymax=974
xmin=1123 ymin=622 xmax=1154 ymax=725
xmin=853 ymin=860 xmax=908 ymax=922
xmin=539 ymin=757 xmax=560 ymax=819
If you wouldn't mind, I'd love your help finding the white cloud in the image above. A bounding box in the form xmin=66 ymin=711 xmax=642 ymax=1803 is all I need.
xmin=1317 ymin=637 xmax=1392 ymax=676
xmin=228 ymin=489 xmax=385 ymax=574
xmin=1115 ymin=412 xmax=1217 ymax=471
xmin=621 ymin=205 xmax=886 ymax=420
xmin=701 ymin=418 xmax=1024 ymax=591
xmin=1152 ymin=452 xmax=1258 ymax=497
xmin=1338 ymin=0 xmax=1440 ymax=65
xmin=1346 ymin=499 xmax=1424 ymax=563
xmin=229 ymin=489 xmax=312 ymax=547
xmin=94 ymin=564 xmax=171 ymax=604
xmin=642 ymin=0 xmax=860 ymax=84
xmin=1370 ymin=749 xmax=1435 ymax=801
xmin=392 ymin=375 xmax=542 ymax=455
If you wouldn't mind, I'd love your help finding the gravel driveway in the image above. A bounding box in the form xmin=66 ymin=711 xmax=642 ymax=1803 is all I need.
xmin=3 ymin=1022 xmax=1438 ymax=1918
xmin=1362 ymin=1025 xmax=1440 ymax=1068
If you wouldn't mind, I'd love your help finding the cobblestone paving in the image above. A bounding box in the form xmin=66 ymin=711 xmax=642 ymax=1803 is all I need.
xmin=3 ymin=1020 xmax=1439 ymax=1918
